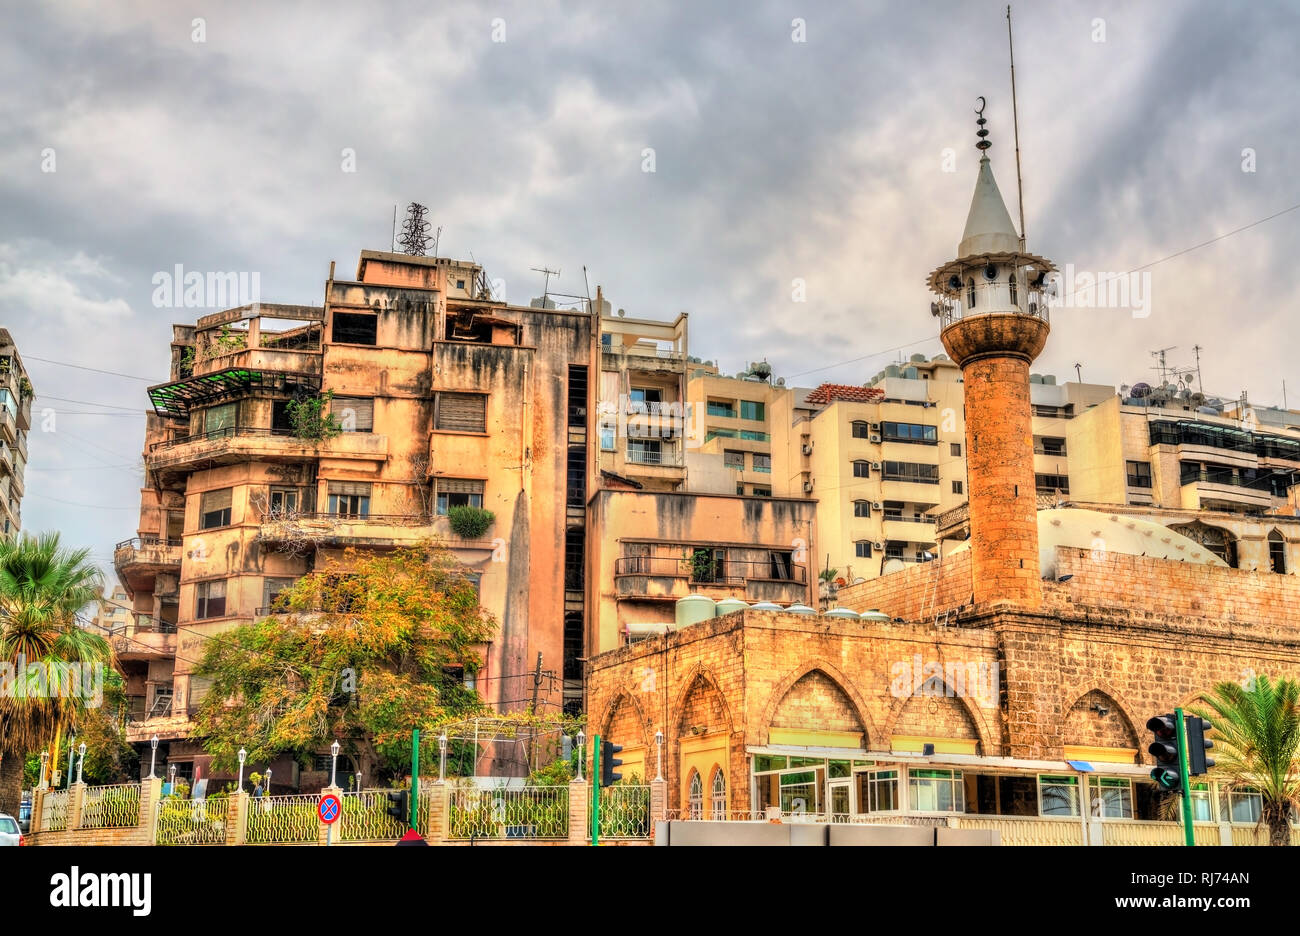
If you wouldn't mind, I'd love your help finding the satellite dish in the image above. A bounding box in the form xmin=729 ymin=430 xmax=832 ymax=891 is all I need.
xmin=617 ymin=308 xmax=625 ymax=317
xmin=1130 ymin=382 xmax=1152 ymax=398
xmin=776 ymin=377 xmax=786 ymax=387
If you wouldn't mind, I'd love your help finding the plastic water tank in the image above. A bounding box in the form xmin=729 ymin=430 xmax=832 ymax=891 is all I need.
xmin=859 ymin=609 xmax=892 ymax=623
xmin=749 ymin=601 xmax=783 ymax=611
xmin=715 ymin=598 xmax=750 ymax=617
xmin=675 ymin=595 xmax=717 ymax=628
xmin=824 ymin=608 xmax=860 ymax=620
xmin=785 ymin=604 xmax=816 ymax=615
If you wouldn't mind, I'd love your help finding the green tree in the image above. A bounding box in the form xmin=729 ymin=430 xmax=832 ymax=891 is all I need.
xmin=0 ymin=533 xmax=108 ymax=815
xmin=286 ymin=390 xmax=342 ymax=441
xmin=194 ymin=544 xmax=495 ymax=780
xmin=1196 ymin=675 xmax=1300 ymax=846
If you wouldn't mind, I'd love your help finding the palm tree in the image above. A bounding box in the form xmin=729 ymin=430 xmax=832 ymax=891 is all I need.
xmin=0 ymin=533 xmax=110 ymax=816
xmin=1196 ymin=676 xmax=1300 ymax=846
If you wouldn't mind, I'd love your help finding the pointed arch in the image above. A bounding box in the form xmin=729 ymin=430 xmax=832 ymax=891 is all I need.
xmin=1063 ymin=688 xmax=1142 ymax=764
xmin=882 ymin=667 xmax=994 ymax=756
xmin=760 ymin=658 xmax=876 ymax=748
xmin=594 ymin=688 xmax=651 ymax=749
xmin=671 ymin=663 xmax=733 ymax=736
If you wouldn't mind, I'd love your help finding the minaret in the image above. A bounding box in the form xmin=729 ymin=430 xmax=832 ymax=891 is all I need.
xmin=927 ymin=100 xmax=1055 ymax=608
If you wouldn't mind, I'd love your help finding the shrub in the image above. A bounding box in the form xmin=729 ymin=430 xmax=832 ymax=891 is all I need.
xmin=447 ymin=505 xmax=495 ymax=539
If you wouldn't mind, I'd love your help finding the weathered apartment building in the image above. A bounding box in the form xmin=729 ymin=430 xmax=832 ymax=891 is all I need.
xmin=0 ymin=329 xmax=32 ymax=540
xmin=115 ymin=248 xmax=815 ymax=785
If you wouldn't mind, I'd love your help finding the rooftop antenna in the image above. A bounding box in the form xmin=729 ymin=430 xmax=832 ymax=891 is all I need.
xmin=391 ymin=204 xmax=397 ymax=252
xmin=1192 ymin=343 xmax=1205 ymax=390
xmin=1150 ymin=346 xmax=1176 ymax=386
xmin=1073 ymin=362 xmax=1082 ymax=384
xmin=1006 ymin=5 xmax=1027 ymax=249
xmin=396 ymin=203 xmax=432 ymax=256
xmin=431 ymin=226 xmax=442 ymax=259
xmin=531 ymin=266 xmax=560 ymax=301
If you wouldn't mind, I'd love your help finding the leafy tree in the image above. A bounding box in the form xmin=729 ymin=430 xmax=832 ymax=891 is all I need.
xmin=194 ymin=544 xmax=495 ymax=781
xmin=1196 ymin=675 xmax=1300 ymax=846
xmin=286 ymin=390 xmax=342 ymax=441
xmin=0 ymin=532 xmax=108 ymax=815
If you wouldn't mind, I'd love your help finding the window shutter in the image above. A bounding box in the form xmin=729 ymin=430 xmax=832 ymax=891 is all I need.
xmin=200 ymin=489 xmax=232 ymax=512
xmin=437 ymin=392 xmax=486 ymax=432
xmin=327 ymin=481 xmax=372 ymax=496
xmin=331 ymin=396 xmax=374 ymax=431
xmin=437 ymin=478 xmax=484 ymax=495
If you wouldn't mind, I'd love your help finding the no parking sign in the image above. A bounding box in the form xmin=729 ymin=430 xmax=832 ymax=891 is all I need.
xmin=319 ymin=793 xmax=341 ymax=824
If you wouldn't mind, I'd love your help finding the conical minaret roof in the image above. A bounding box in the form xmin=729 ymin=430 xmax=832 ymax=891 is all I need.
xmin=958 ymin=154 xmax=1020 ymax=258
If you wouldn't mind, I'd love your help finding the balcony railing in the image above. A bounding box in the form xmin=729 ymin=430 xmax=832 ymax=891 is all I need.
xmin=881 ymin=514 xmax=934 ymax=524
xmin=1033 ymin=446 xmax=1067 ymax=456
xmin=115 ymin=535 xmax=184 ymax=550
xmin=614 ymin=556 xmax=807 ymax=584
xmin=149 ymin=425 xmax=295 ymax=451
xmin=936 ymin=281 xmax=1052 ymax=329
xmin=625 ymin=448 xmax=684 ymax=467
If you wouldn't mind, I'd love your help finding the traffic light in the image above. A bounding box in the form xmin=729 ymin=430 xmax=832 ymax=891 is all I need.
xmin=1186 ymin=717 xmax=1215 ymax=776
xmin=1147 ymin=714 xmax=1182 ymax=791
xmin=600 ymin=739 xmax=623 ymax=787
xmin=386 ymin=790 xmax=409 ymax=823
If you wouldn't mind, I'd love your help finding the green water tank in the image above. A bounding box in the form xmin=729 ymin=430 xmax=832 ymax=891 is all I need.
xmin=715 ymin=598 xmax=750 ymax=617
xmin=824 ymin=608 xmax=860 ymax=620
xmin=859 ymin=608 xmax=892 ymax=623
xmin=785 ymin=604 xmax=816 ymax=615
xmin=749 ymin=601 xmax=782 ymax=611
xmin=675 ymin=594 xmax=718 ymax=628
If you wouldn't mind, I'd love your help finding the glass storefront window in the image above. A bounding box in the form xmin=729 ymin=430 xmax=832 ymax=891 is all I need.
xmin=1230 ymin=789 xmax=1262 ymax=824
xmin=866 ymin=770 xmax=899 ymax=812
xmin=1094 ymin=777 xmax=1133 ymax=818
xmin=828 ymin=760 xmax=851 ymax=779
xmin=1039 ymin=775 xmax=1080 ymax=817
xmin=909 ymin=768 xmax=964 ymax=812
xmin=1189 ymin=783 xmax=1214 ymax=822
xmin=752 ymin=755 xmax=787 ymax=773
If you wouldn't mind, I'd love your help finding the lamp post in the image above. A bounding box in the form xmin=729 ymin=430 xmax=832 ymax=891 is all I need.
xmin=237 ymin=748 xmax=247 ymax=792
xmin=39 ymin=751 xmax=49 ymax=790
xmin=654 ymin=730 xmax=664 ymax=781
xmin=265 ymin=767 xmax=272 ymax=795
xmin=168 ymin=764 xmax=176 ymax=789
xmin=148 ymin=734 xmax=159 ymax=779
xmin=575 ymin=729 xmax=586 ymax=782
xmin=66 ymin=736 xmax=76 ymax=789
xmin=76 ymin=743 xmax=87 ymax=785
xmin=437 ymin=732 xmax=448 ymax=783
xmin=330 ymin=740 xmax=340 ymax=788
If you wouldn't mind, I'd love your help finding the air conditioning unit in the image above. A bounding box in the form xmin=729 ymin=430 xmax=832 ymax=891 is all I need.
xmin=802 ymin=481 xmax=815 ymax=493
xmin=802 ymin=443 xmax=814 ymax=455
xmin=870 ymin=423 xmax=881 ymax=431
xmin=872 ymin=502 xmax=882 ymax=509
xmin=869 ymin=434 xmax=881 ymax=443
xmin=871 ymin=462 xmax=882 ymax=470
xmin=873 ymin=542 xmax=884 ymax=550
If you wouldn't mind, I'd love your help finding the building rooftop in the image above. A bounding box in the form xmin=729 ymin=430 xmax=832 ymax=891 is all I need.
xmin=804 ymin=384 xmax=886 ymax=406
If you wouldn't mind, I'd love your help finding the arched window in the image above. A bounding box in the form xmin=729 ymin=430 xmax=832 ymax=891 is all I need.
xmin=852 ymin=460 xmax=871 ymax=478
xmin=711 ymin=767 xmax=727 ymax=819
xmin=967 ymin=277 xmax=976 ymax=309
xmin=853 ymin=500 xmax=871 ymax=517
xmin=688 ymin=770 xmax=704 ymax=820
xmin=1009 ymin=273 xmax=1018 ymax=306
xmin=1269 ymin=529 xmax=1287 ymax=574
xmin=851 ymin=420 xmax=870 ymax=439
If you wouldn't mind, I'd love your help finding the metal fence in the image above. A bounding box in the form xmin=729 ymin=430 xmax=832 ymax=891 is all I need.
xmin=590 ymin=785 xmax=652 ymax=839
xmin=446 ymin=786 xmax=569 ymax=840
xmin=337 ymin=790 xmax=408 ymax=843
xmin=41 ymin=790 xmax=68 ymax=832
xmin=155 ymin=798 xmax=228 ymax=845
xmin=245 ymin=794 xmax=320 ymax=844
xmin=80 ymin=783 xmax=141 ymax=829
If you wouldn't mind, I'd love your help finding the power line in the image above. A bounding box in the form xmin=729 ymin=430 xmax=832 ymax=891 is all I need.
xmin=37 ymin=394 xmax=145 ymax=412
xmin=23 ymin=356 xmax=155 ymax=382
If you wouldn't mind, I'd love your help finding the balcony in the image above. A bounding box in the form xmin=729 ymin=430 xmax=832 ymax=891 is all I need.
xmin=1179 ymin=471 xmax=1273 ymax=511
xmin=0 ymin=407 xmax=13 ymax=444
xmin=602 ymin=345 xmax=686 ymax=376
xmin=114 ymin=536 xmax=183 ymax=594
xmin=109 ymin=619 xmax=177 ymax=661
xmin=257 ymin=511 xmax=498 ymax=553
xmin=881 ymin=516 xmax=938 ymax=545
xmin=146 ymin=426 xmax=388 ymax=475
xmin=614 ymin=556 xmax=807 ymax=605
xmin=0 ymin=439 xmax=11 ymax=472
xmin=625 ymin=446 xmax=685 ymax=468
xmin=192 ymin=345 xmax=323 ymax=379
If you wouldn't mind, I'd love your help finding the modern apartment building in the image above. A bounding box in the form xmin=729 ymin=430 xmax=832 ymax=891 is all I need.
xmin=0 ymin=329 xmax=32 ymax=540
xmin=684 ymin=365 xmax=784 ymax=497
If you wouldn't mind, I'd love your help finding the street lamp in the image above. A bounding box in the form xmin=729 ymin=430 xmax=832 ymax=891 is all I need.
xmin=437 ymin=732 xmax=448 ymax=784
xmin=39 ymin=751 xmax=49 ymax=790
xmin=66 ymin=736 xmax=76 ymax=789
xmin=654 ymin=730 xmax=664 ymax=781
xmin=76 ymin=743 xmax=87 ymax=785
xmin=330 ymin=740 xmax=340 ymax=788
xmin=265 ymin=767 xmax=272 ymax=794
xmin=168 ymin=764 xmax=176 ymax=789
xmin=575 ymin=729 xmax=586 ymax=782
xmin=148 ymin=734 xmax=159 ymax=779
xmin=237 ymin=748 xmax=247 ymax=792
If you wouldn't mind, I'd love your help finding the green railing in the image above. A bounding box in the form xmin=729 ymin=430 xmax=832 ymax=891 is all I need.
xmin=245 ymin=794 xmax=320 ymax=844
xmin=155 ymin=798 xmax=227 ymax=845
xmin=337 ymin=791 xmax=408 ymax=843
xmin=447 ymin=786 xmax=569 ymax=840
xmin=80 ymin=784 xmax=141 ymax=829
xmin=589 ymin=785 xmax=652 ymax=839
xmin=41 ymin=789 xmax=68 ymax=832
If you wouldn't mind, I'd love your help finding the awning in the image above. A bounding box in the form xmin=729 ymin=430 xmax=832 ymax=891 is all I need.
xmin=147 ymin=368 xmax=320 ymax=419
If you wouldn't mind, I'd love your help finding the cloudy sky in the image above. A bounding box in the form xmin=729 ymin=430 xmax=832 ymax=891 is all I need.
xmin=3 ymin=0 xmax=1298 ymax=576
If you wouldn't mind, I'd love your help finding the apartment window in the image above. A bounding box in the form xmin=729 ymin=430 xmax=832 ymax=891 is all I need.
xmin=629 ymin=387 xmax=663 ymax=412
xmin=1229 ymin=788 xmax=1262 ymax=824
xmin=199 ymin=489 xmax=233 ymax=529
xmin=707 ymin=400 xmax=736 ymax=418
xmin=1269 ymin=530 xmax=1287 ymax=574
xmin=952 ymin=480 xmax=964 ymax=494
xmin=1038 ymin=775 xmax=1080 ymax=817
xmin=600 ymin=425 xmax=615 ymax=451
xmin=710 ymin=768 xmax=727 ymax=820
xmin=688 ymin=771 xmax=704 ymax=820
xmin=1126 ymin=460 xmax=1153 ymax=488
xmin=723 ymin=450 xmax=745 ymax=469
xmin=332 ymin=312 xmax=377 ymax=345
xmin=331 ymin=396 xmax=374 ymax=432
xmin=883 ymin=461 xmax=939 ymax=484
xmin=769 ymin=551 xmax=794 ymax=579
xmin=1035 ymin=436 xmax=1067 ymax=456
xmin=435 ymin=392 xmax=487 ymax=433
xmin=739 ymin=430 xmax=770 ymax=442
xmin=435 ymin=478 xmax=484 ymax=514
xmin=271 ymin=400 xmax=293 ymax=434
xmin=1092 ymin=777 xmax=1133 ymax=818
xmin=327 ymin=481 xmax=371 ymax=518
xmin=751 ymin=487 xmax=771 ymax=497
xmin=752 ymin=453 xmax=771 ymax=473
xmin=627 ymin=439 xmax=663 ymax=465
xmin=203 ymin=402 xmax=237 ymax=437
xmin=195 ymin=580 xmax=227 ymax=619
xmin=736 ymin=484 xmax=745 ymax=495
xmin=881 ymin=421 xmax=938 ymax=444
xmin=909 ymin=768 xmax=964 ymax=812
xmin=865 ymin=769 xmax=899 ymax=812
xmin=852 ymin=460 xmax=871 ymax=478
xmin=1035 ymin=473 xmax=1070 ymax=494
xmin=1189 ymin=783 xmax=1215 ymax=822
xmin=740 ymin=400 xmax=765 ymax=421
xmin=853 ymin=500 xmax=871 ymax=518
xmin=268 ymin=487 xmax=303 ymax=517
xmin=851 ymin=421 xmax=871 ymax=439
xmin=855 ymin=541 xmax=872 ymax=558
xmin=706 ymin=428 xmax=740 ymax=442
xmin=262 ymin=576 xmax=297 ymax=613
xmin=950 ymin=442 xmax=962 ymax=456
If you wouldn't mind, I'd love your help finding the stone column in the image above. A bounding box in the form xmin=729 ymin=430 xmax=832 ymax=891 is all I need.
xmin=226 ymin=791 xmax=248 ymax=846
xmin=649 ymin=778 xmax=667 ymax=823
xmin=568 ymin=779 xmax=590 ymax=846
xmin=30 ymin=785 xmax=45 ymax=836
xmin=426 ymin=783 xmax=447 ymax=845
xmin=68 ymin=781 xmax=86 ymax=831
xmin=140 ymin=777 xmax=162 ymax=845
